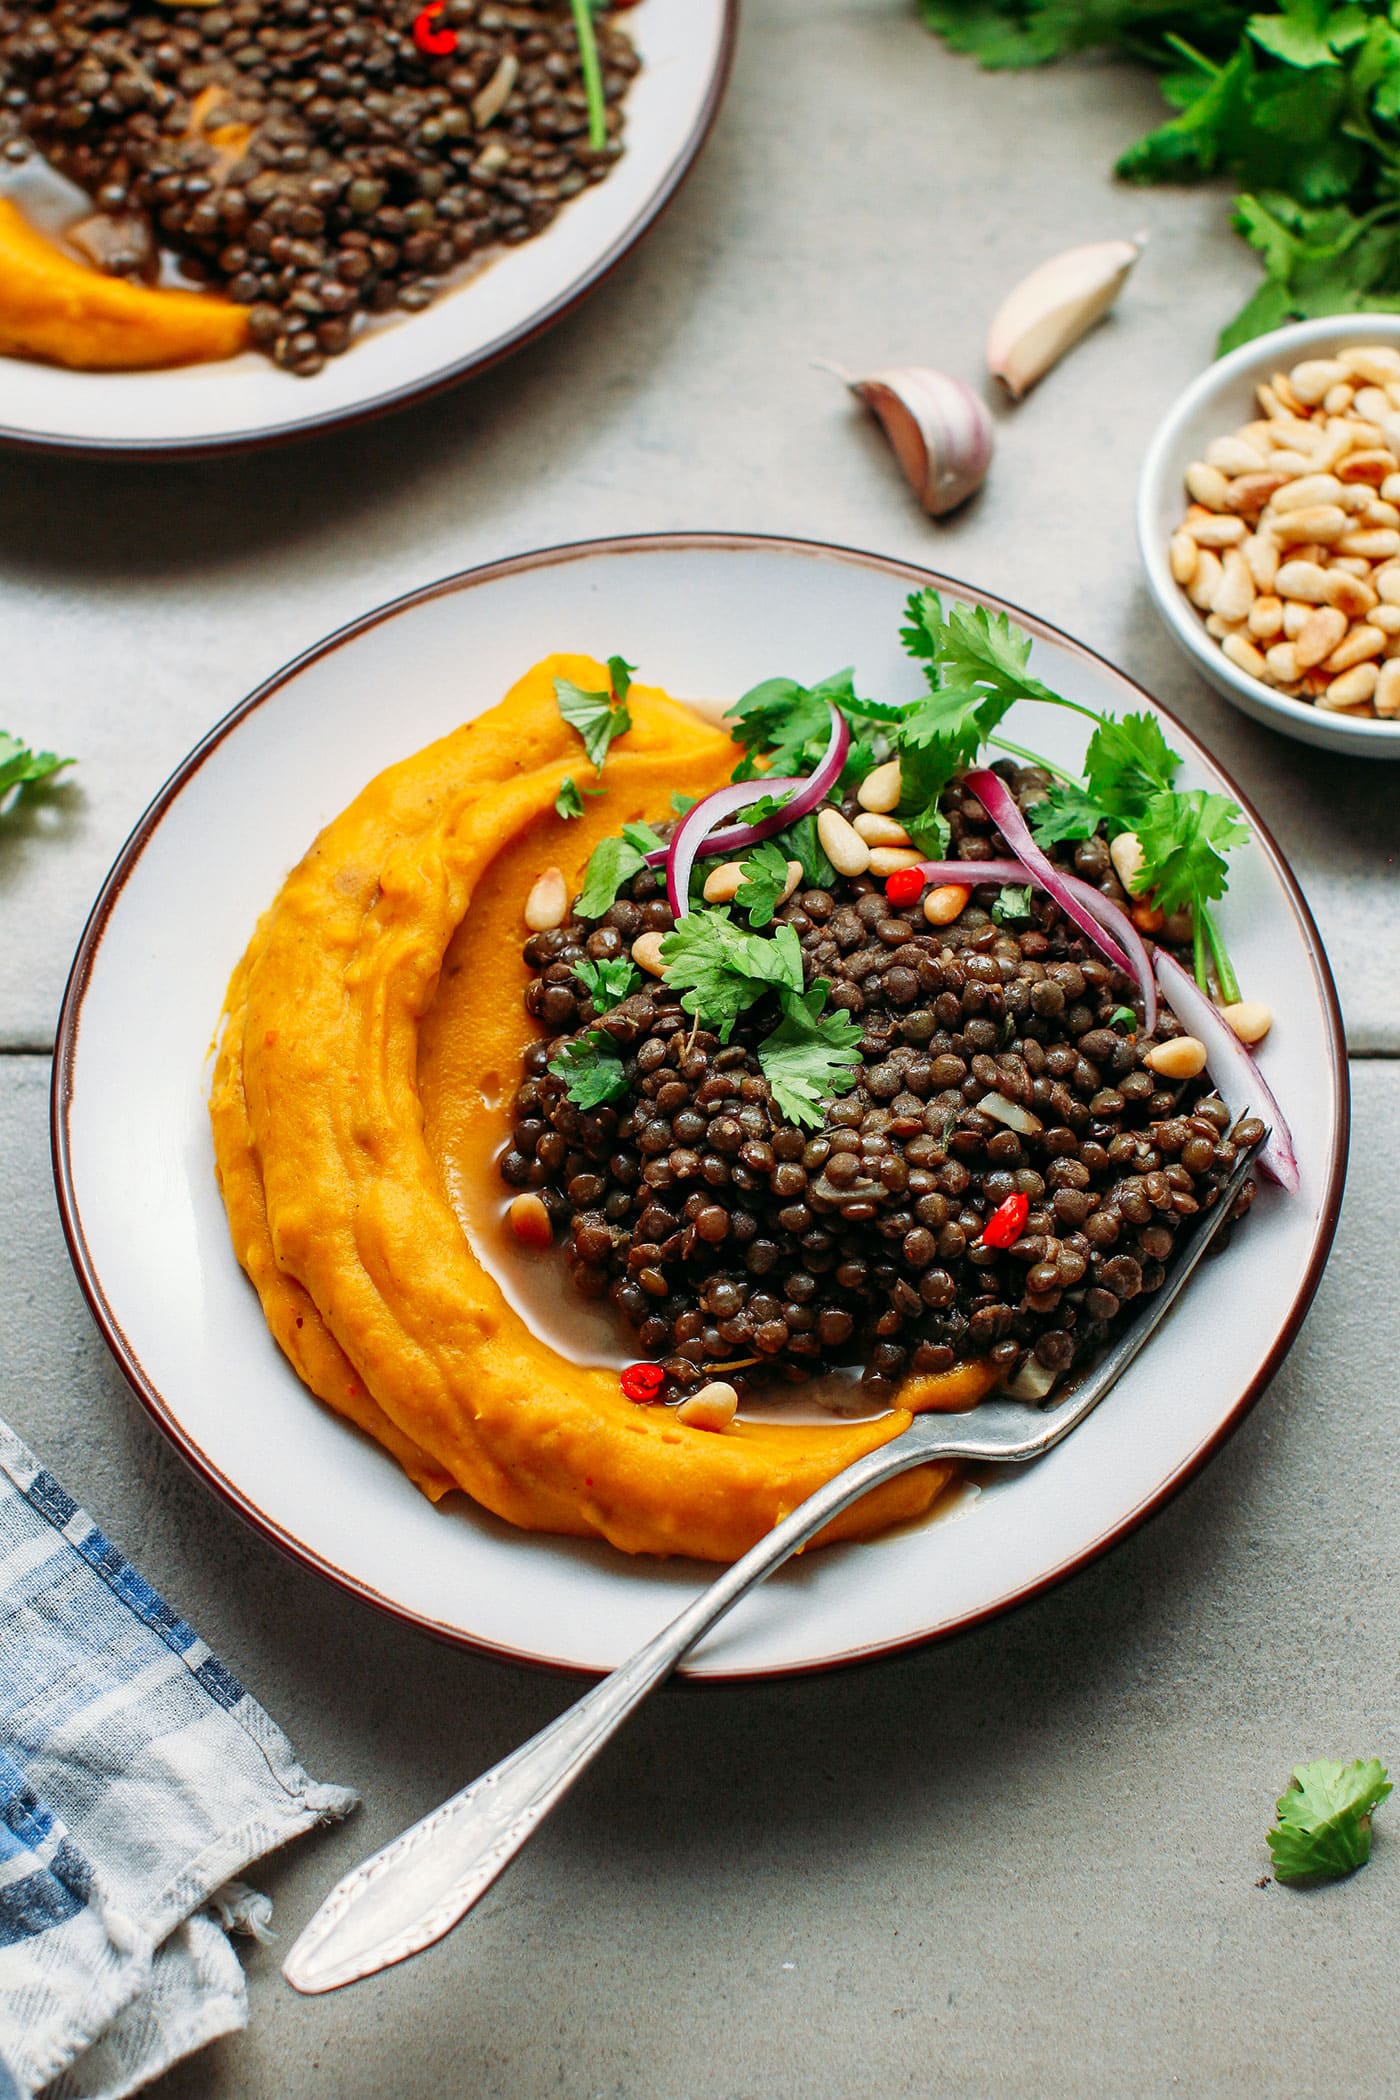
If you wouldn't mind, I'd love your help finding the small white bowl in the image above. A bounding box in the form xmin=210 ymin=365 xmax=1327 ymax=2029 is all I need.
xmin=1137 ymin=312 xmax=1400 ymax=757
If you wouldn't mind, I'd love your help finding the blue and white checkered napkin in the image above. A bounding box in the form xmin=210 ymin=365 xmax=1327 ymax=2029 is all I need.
xmin=0 ymin=1416 xmax=357 ymax=2100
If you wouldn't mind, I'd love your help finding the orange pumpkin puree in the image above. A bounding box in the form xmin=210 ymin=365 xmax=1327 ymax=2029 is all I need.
xmin=0 ymin=198 xmax=248 ymax=370
xmin=209 ymin=658 xmax=997 ymax=1562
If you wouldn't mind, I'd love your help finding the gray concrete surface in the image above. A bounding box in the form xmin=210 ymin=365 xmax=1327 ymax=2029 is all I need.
xmin=2 ymin=2 xmax=1397 ymax=2095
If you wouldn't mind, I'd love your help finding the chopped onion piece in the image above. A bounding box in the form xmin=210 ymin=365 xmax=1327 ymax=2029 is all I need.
xmin=1003 ymin=1354 xmax=1060 ymax=1401
xmin=963 ymin=767 xmax=1134 ymax=976
xmin=1154 ymin=948 xmax=1299 ymax=1194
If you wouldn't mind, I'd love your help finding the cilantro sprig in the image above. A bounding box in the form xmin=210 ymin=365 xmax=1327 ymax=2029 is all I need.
xmin=735 ymin=840 xmax=792 ymax=927
xmin=1 ymin=731 xmax=74 ymax=808
xmin=554 ymin=656 xmax=635 ymax=777
xmin=548 ymin=1030 xmax=628 ymax=1110
xmin=1267 ymin=1758 xmax=1392 ymax=1884
xmin=575 ymin=820 xmax=665 ymax=918
xmin=575 ymin=955 xmax=641 ymax=1007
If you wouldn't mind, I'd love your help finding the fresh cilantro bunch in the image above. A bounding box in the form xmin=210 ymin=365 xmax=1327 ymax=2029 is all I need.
xmin=1267 ymin=1758 xmax=1392 ymax=1883
xmin=919 ymin=0 xmax=1400 ymax=349
xmin=1 ymin=731 xmax=73 ymax=809
xmin=727 ymin=668 xmax=904 ymax=786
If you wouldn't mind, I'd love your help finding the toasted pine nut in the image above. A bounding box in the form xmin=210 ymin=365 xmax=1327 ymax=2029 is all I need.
xmin=1282 ymin=603 xmax=1309 ymax=640
xmin=1274 ymin=558 xmax=1333 ymax=604
xmin=1340 ymin=528 xmax=1400 ymax=560
xmin=507 ymin=1192 xmax=553 ymax=1250
xmin=1205 ymin=613 xmax=1242 ymax=639
xmin=1271 ymin=504 xmax=1348 ymax=545
xmin=1323 ymin=623 xmax=1385 ymax=673
xmin=675 ymin=1381 xmax=739 ymax=1431
xmin=1320 ymin=662 xmax=1380 ymax=710
xmin=1185 ymin=461 xmax=1231 ymax=510
xmin=1145 ymin=1036 xmax=1208 ymax=1080
xmin=1248 ymin=595 xmax=1284 ymax=640
xmin=853 ymin=811 xmax=912 ymax=847
xmin=869 ymin=846 xmax=924 ymax=876
xmin=1131 ymin=901 xmax=1166 ymax=934
xmin=1375 ymin=658 xmax=1400 ymax=716
xmin=1323 ymin=382 xmax=1355 ymax=416
xmin=1109 ymin=831 xmax=1144 ymax=891
xmin=1265 ymin=641 xmax=1300 ymax=684
xmin=1337 ymin=448 xmax=1396 ymax=485
xmin=1271 ymin=370 xmax=1306 ymax=415
xmin=631 ymin=931 xmax=667 ymax=976
xmin=524 ymin=865 xmax=568 ymax=932
xmin=816 ymin=806 xmax=871 ymax=876
xmin=1170 ymin=531 xmax=1198 ymax=586
xmin=1294 ymin=605 xmax=1348 ymax=671
xmin=702 ymin=861 xmax=746 ymax=904
xmin=1212 ymin=548 xmax=1255 ymax=623
xmin=1326 ymin=572 xmax=1378 ymax=619
xmin=781 ymin=859 xmax=804 ymax=903
xmin=1353 ymin=386 xmax=1395 ymax=426
xmin=1242 ymin=533 xmax=1280 ymax=591
xmin=1383 ymin=473 xmax=1400 ymax=505
xmin=1363 ymin=500 xmax=1400 ymax=528
xmin=1220 ymin=1001 xmax=1273 ymax=1046
xmin=1371 ymin=603 xmax=1400 ymax=635
xmin=1377 ymin=565 xmax=1400 ymax=604
xmin=1205 ymin=435 xmax=1266 ymax=474
xmin=1341 ymin=346 xmax=1400 ymax=385
xmin=1186 ymin=512 xmax=1247 ymax=546
xmin=1289 ymin=358 xmax=1345 ymax=404
xmin=856 ymin=758 xmax=901 ymax=813
xmin=923 ymin=884 xmax=970 ymax=927
xmin=1186 ymin=548 xmax=1223 ymax=610
xmin=1271 ymin=472 xmax=1345 ymax=512
xmin=1222 ymin=632 xmax=1267 ymax=680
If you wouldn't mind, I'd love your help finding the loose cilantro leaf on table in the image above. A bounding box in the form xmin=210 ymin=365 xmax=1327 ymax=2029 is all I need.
xmin=549 ymin=1030 xmax=628 ymax=1110
xmin=555 ymin=774 xmax=603 ymax=821
xmin=1267 ymin=1759 xmax=1392 ymax=1883
xmin=575 ymin=820 xmax=664 ymax=918
xmin=735 ymin=840 xmax=792 ymax=927
xmin=1 ymin=731 xmax=74 ymax=806
xmin=658 ymin=910 xmax=804 ymax=1041
xmin=555 ymin=656 xmax=636 ymax=775
xmin=758 ymin=981 xmax=863 ymax=1128
xmin=575 ymin=956 xmax=641 ymax=1007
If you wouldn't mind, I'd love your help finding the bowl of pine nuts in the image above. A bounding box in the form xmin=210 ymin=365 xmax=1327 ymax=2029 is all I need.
xmin=1138 ymin=314 xmax=1400 ymax=756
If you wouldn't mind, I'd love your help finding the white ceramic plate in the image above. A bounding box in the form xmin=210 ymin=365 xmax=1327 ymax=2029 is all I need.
xmin=0 ymin=0 xmax=733 ymax=458
xmin=53 ymin=534 xmax=1348 ymax=1679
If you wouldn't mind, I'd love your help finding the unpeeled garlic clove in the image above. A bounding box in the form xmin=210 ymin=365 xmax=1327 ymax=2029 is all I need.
xmin=987 ymin=236 xmax=1144 ymax=399
xmin=847 ymin=367 xmax=993 ymax=517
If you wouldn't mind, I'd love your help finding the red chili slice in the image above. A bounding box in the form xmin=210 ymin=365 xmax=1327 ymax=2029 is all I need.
xmin=884 ymin=867 xmax=924 ymax=909
xmin=412 ymin=3 xmax=458 ymax=56
xmin=620 ymin=1362 xmax=666 ymax=1403
xmin=980 ymin=1193 xmax=1030 ymax=1250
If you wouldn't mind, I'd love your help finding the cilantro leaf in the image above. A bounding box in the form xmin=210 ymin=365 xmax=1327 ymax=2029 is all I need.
xmin=1082 ymin=712 xmax=1182 ymax=822
xmin=735 ymin=839 xmax=792 ymax=928
xmin=758 ymin=981 xmax=864 ymax=1129
xmin=783 ymin=809 xmax=837 ymax=890
xmin=1248 ymin=0 xmax=1367 ymax=71
xmin=1027 ymin=780 xmax=1107 ymax=847
xmin=577 ymin=835 xmax=646 ymax=918
xmin=1267 ymin=1759 xmax=1391 ymax=1884
xmin=726 ymin=668 xmax=902 ymax=785
xmin=554 ymin=660 xmax=634 ymax=775
xmin=658 ymin=910 xmax=803 ymax=1042
xmin=992 ymin=883 xmax=1034 ymax=924
xmin=1134 ymin=789 xmax=1249 ymax=917
xmin=555 ymin=774 xmax=603 ymax=821
xmin=671 ymin=791 xmax=699 ymax=816
xmin=735 ymin=791 xmax=794 ymax=828
xmin=0 ymin=731 xmax=75 ymax=801
xmin=575 ymin=956 xmax=641 ymax=1007
xmin=1109 ymin=1004 xmax=1139 ymax=1031
xmin=549 ymin=1030 xmax=629 ymax=1110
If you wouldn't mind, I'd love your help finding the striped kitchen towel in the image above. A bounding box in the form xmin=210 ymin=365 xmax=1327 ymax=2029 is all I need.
xmin=0 ymin=1416 xmax=357 ymax=2100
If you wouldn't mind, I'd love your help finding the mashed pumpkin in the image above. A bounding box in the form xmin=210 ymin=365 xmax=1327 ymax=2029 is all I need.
xmin=210 ymin=657 xmax=996 ymax=1562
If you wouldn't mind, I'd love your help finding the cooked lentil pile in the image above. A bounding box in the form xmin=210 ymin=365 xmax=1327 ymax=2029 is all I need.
xmin=0 ymin=0 xmax=635 ymax=374
xmin=501 ymin=765 xmax=1261 ymax=1407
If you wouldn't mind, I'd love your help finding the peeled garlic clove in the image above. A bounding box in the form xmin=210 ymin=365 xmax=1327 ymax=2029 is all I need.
xmin=987 ymin=236 xmax=1144 ymax=400
xmin=848 ymin=367 xmax=993 ymax=517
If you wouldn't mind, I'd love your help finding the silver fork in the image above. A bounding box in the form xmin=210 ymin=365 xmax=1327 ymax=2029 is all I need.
xmin=283 ymin=1136 xmax=1261 ymax=1996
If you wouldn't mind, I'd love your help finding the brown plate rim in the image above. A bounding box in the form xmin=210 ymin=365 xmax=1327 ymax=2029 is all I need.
xmin=49 ymin=530 xmax=1352 ymax=1681
xmin=0 ymin=1 xmax=738 ymax=463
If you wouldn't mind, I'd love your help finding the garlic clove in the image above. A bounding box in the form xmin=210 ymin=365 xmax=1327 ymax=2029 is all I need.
xmin=987 ymin=236 xmax=1144 ymax=400
xmin=847 ymin=367 xmax=993 ymax=517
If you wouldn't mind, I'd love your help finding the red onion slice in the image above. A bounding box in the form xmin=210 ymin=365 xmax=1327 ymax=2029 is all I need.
xmin=661 ymin=704 xmax=850 ymax=916
xmin=962 ymin=767 xmax=1134 ymax=978
xmin=1153 ymin=949 xmax=1299 ymax=1193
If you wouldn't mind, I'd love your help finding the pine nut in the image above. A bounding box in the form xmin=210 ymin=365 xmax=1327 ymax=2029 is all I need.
xmin=675 ymin=1381 xmax=739 ymax=1431
xmin=1320 ymin=662 xmax=1380 ymax=710
xmin=1323 ymin=623 xmax=1385 ymax=673
xmin=1220 ymin=1001 xmax=1272 ymax=1046
xmin=1212 ymin=548 xmax=1255 ymax=623
xmin=1326 ymin=572 xmax=1378 ymax=618
xmin=1271 ymin=370 xmax=1306 ymax=416
xmin=1206 ymin=613 xmax=1242 ymax=640
xmin=702 ymin=861 xmax=747 ymax=904
xmin=1363 ymin=501 xmax=1400 ymax=528
xmin=1375 ymin=658 xmax=1400 ymax=716
xmin=869 ymin=846 xmax=924 ymax=876
xmin=781 ymin=859 xmax=804 ymax=903
xmin=1248 ymin=595 xmax=1284 ymax=640
xmin=1265 ymin=641 xmax=1300 ymax=684
xmin=1186 ymin=512 xmax=1247 ymax=546
xmin=1186 ymin=461 xmax=1231 ymax=510
xmin=1206 ymin=435 xmax=1266 ymax=473
xmin=856 ymin=758 xmax=902 ymax=813
xmin=1339 ymin=528 xmax=1400 ymax=560
xmin=1170 ymin=531 xmax=1198 ymax=586
xmin=1186 ymin=548 xmax=1223 ymax=610
xmin=507 ymin=1192 xmax=553 ymax=1249
xmin=1222 ymin=632 xmax=1267 ymax=680
xmin=1289 ymin=358 xmax=1345 ymax=404
xmin=524 ymin=866 xmax=568 ymax=931
xmin=816 ymin=806 xmax=871 ymax=876
xmin=1274 ymin=559 xmax=1333 ymax=604
xmin=1341 ymin=346 xmax=1400 ymax=384
xmin=1377 ymin=566 xmax=1400 ymax=604
xmin=1337 ymin=449 xmax=1396 ymax=485
xmin=1323 ymin=383 xmax=1355 ymax=416
xmin=1282 ymin=603 xmax=1309 ymax=640
xmin=1354 ymin=385 xmax=1395 ymax=425
xmin=1272 ymin=505 xmax=1348 ymax=545
xmin=1145 ymin=1036 xmax=1208 ymax=1080
xmin=1294 ymin=605 xmax=1348 ymax=670
xmin=1371 ymin=604 xmax=1400 ymax=635
xmin=631 ymin=931 xmax=667 ymax=976
xmin=1382 ymin=474 xmax=1400 ymax=505
xmin=1243 ymin=533 xmax=1280 ymax=591
xmin=923 ymin=884 xmax=970 ymax=927
xmin=1109 ymin=830 xmax=1144 ymax=891
xmin=1271 ymin=473 xmax=1345 ymax=512
xmin=853 ymin=811 xmax=913 ymax=846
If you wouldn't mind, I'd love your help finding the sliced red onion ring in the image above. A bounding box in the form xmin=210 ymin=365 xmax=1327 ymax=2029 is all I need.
xmin=1153 ymin=949 xmax=1299 ymax=1194
xmin=910 ymin=858 xmax=1157 ymax=1033
xmin=660 ymin=704 xmax=850 ymax=916
xmin=963 ymin=767 xmax=1135 ymax=978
